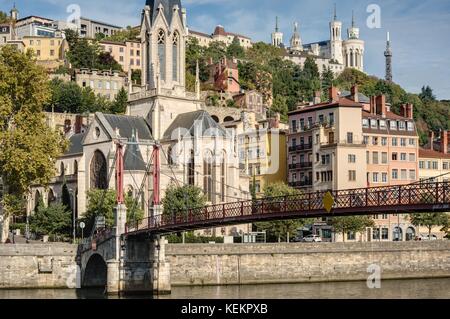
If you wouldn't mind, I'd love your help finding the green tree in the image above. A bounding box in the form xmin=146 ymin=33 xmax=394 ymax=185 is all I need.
xmin=97 ymin=51 xmax=123 ymax=72
xmin=131 ymin=69 xmax=142 ymax=85
xmin=254 ymin=182 xmax=312 ymax=242
xmin=162 ymin=185 xmax=206 ymax=217
xmin=0 ymin=46 xmax=67 ymax=241
xmin=329 ymin=216 xmax=375 ymax=242
xmin=104 ymin=26 xmax=139 ymax=42
xmin=0 ymin=11 xmax=10 ymax=23
xmin=111 ymin=87 xmax=128 ymax=114
xmin=409 ymin=213 xmax=449 ymax=239
xmin=419 ymin=85 xmax=436 ymax=102
xmin=29 ymin=202 xmax=72 ymax=239
xmin=227 ymin=36 xmax=245 ymax=59
xmin=321 ymin=67 xmax=335 ymax=101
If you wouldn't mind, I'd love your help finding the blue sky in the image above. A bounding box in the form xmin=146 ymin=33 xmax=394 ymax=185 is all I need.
xmin=2 ymin=0 xmax=450 ymax=99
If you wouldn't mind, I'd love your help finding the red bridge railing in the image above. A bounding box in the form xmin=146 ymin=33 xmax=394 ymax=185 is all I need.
xmin=125 ymin=182 xmax=450 ymax=235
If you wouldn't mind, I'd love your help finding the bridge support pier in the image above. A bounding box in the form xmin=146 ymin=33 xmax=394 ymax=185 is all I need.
xmin=106 ymin=260 xmax=120 ymax=294
xmin=149 ymin=235 xmax=171 ymax=294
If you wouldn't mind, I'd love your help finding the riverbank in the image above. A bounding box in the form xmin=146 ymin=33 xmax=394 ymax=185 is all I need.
xmin=0 ymin=241 xmax=449 ymax=289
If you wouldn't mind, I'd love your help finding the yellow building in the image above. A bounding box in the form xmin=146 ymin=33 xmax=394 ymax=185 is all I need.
xmin=22 ymin=36 xmax=68 ymax=71
xmin=224 ymin=112 xmax=287 ymax=197
xmin=99 ymin=40 xmax=142 ymax=73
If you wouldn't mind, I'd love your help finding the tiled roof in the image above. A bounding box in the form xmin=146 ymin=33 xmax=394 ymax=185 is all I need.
xmin=288 ymin=97 xmax=362 ymax=115
xmin=102 ymin=114 xmax=153 ymax=140
xmin=419 ymin=148 xmax=450 ymax=159
xmin=64 ymin=133 xmax=85 ymax=156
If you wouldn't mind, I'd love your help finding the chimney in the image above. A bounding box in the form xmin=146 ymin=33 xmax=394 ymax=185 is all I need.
xmin=375 ymin=95 xmax=386 ymax=117
xmin=441 ymin=131 xmax=448 ymax=154
xmin=429 ymin=131 xmax=435 ymax=150
xmin=350 ymin=85 xmax=359 ymax=102
xmin=313 ymin=90 xmax=321 ymax=104
xmin=329 ymin=86 xmax=338 ymax=103
xmin=370 ymin=96 xmax=376 ymax=114
xmin=400 ymin=104 xmax=407 ymax=117
xmin=406 ymin=103 xmax=414 ymax=119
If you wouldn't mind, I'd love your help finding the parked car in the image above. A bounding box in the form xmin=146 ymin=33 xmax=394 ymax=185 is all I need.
xmin=415 ymin=234 xmax=438 ymax=241
xmin=302 ymin=235 xmax=322 ymax=242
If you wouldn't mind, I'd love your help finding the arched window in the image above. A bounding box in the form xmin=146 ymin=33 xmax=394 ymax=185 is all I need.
xmin=74 ymin=160 xmax=78 ymax=176
xmin=34 ymin=190 xmax=41 ymax=212
xmin=157 ymin=29 xmax=166 ymax=81
xmin=203 ymin=151 xmax=213 ymax=202
xmin=90 ymin=150 xmax=108 ymax=190
xmin=172 ymin=32 xmax=179 ymax=82
xmin=188 ymin=150 xmax=195 ymax=186
xmin=47 ymin=189 xmax=56 ymax=206
xmin=60 ymin=162 xmax=65 ymax=177
xmin=220 ymin=152 xmax=226 ymax=202
xmin=168 ymin=146 xmax=174 ymax=166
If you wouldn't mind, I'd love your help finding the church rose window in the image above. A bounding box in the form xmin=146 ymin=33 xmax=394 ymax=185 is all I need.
xmin=157 ymin=29 xmax=166 ymax=81
xmin=90 ymin=150 xmax=108 ymax=190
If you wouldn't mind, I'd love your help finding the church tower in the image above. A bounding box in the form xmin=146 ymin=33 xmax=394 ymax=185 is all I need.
xmin=342 ymin=10 xmax=364 ymax=71
xmin=140 ymin=0 xmax=187 ymax=93
xmin=329 ymin=4 xmax=343 ymax=64
xmin=384 ymin=32 xmax=393 ymax=82
xmin=290 ymin=22 xmax=303 ymax=52
xmin=10 ymin=3 xmax=19 ymax=21
xmin=271 ymin=17 xmax=283 ymax=48
xmin=347 ymin=11 xmax=359 ymax=39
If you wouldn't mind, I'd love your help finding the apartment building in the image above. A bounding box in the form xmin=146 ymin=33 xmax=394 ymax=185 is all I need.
xmin=0 ymin=23 xmax=13 ymax=45
xmin=79 ymin=17 xmax=122 ymax=39
xmin=74 ymin=68 xmax=127 ymax=101
xmin=99 ymin=40 xmax=142 ymax=73
xmin=23 ymin=36 xmax=68 ymax=71
xmin=419 ymin=130 xmax=450 ymax=183
xmin=287 ymin=86 xmax=420 ymax=242
xmin=233 ymin=90 xmax=266 ymax=115
xmin=207 ymin=56 xmax=240 ymax=94
xmin=223 ymin=112 xmax=287 ymax=197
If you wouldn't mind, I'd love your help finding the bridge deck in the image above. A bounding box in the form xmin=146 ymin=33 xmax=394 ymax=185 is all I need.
xmin=125 ymin=182 xmax=450 ymax=236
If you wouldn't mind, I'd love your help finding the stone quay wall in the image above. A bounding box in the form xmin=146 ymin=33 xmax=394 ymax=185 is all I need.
xmin=166 ymin=241 xmax=450 ymax=286
xmin=0 ymin=244 xmax=79 ymax=289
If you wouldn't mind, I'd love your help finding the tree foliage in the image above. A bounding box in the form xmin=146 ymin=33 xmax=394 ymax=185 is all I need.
xmin=409 ymin=213 xmax=449 ymax=238
xmin=254 ymin=182 xmax=312 ymax=242
xmin=104 ymin=26 xmax=139 ymax=42
xmin=0 ymin=46 xmax=67 ymax=220
xmin=29 ymin=202 xmax=72 ymax=238
xmin=162 ymin=185 xmax=206 ymax=216
xmin=0 ymin=11 xmax=10 ymax=23
xmin=329 ymin=216 xmax=375 ymax=241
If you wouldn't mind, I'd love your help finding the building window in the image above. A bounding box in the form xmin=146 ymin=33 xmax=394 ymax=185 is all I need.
xmin=363 ymin=136 xmax=369 ymax=145
xmin=392 ymin=153 xmax=398 ymax=161
xmin=370 ymin=119 xmax=377 ymax=129
xmin=381 ymin=137 xmax=388 ymax=146
xmin=401 ymin=169 xmax=407 ymax=180
xmin=409 ymin=170 xmax=416 ymax=180
xmin=373 ymin=228 xmax=380 ymax=240
xmin=379 ymin=120 xmax=386 ymax=129
xmin=172 ymin=32 xmax=179 ymax=82
xmin=157 ymin=29 xmax=166 ymax=81
xmin=291 ymin=120 xmax=297 ymax=132
xmin=362 ymin=119 xmax=369 ymax=128
xmin=409 ymin=153 xmax=416 ymax=162
xmin=373 ymin=173 xmax=379 ymax=183
xmin=399 ymin=121 xmax=406 ymax=130
xmin=381 ymin=152 xmax=388 ymax=164
xmin=382 ymin=172 xmax=388 ymax=183
xmin=366 ymin=151 xmax=370 ymax=164
xmin=401 ymin=138 xmax=406 ymax=147
xmin=188 ymin=150 xmax=195 ymax=186
xmin=203 ymin=152 xmax=213 ymax=202
xmin=347 ymin=232 xmax=356 ymax=241
xmin=50 ymin=50 xmax=55 ymax=56
xmin=392 ymin=138 xmax=398 ymax=146
xmin=392 ymin=169 xmax=398 ymax=180
xmin=349 ymin=170 xmax=356 ymax=181
xmin=432 ymin=161 xmax=438 ymax=170
xmin=400 ymin=153 xmax=407 ymax=161
xmin=372 ymin=137 xmax=378 ymax=145
xmin=443 ymin=162 xmax=449 ymax=170
xmin=347 ymin=132 xmax=353 ymax=144
xmin=382 ymin=228 xmax=389 ymax=240
xmin=348 ymin=154 xmax=356 ymax=163
xmin=419 ymin=161 xmax=425 ymax=169
xmin=372 ymin=152 xmax=379 ymax=164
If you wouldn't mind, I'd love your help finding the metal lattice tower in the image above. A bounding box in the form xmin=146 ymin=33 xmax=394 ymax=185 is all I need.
xmin=385 ymin=32 xmax=393 ymax=82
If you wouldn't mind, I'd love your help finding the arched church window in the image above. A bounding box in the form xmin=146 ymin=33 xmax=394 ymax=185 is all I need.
xmin=157 ymin=29 xmax=166 ymax=81
xmin=168 ymin=146 xmax=174 ymax=166
xmin=172 ymin=32 xmax=179 ymax=82
xmin=220 ymin=151 xmax=226 ymax=202
xmin=74 ymin=160 xmax=78 ymax=176
xmin=90 ymin=150 xmax=108 ymax=190
xmin=188 ymin=150 xmax=195 ymax=186
xmin=203 ymin=151 xmax=213 ymax=202
xmin=48 ymin=189 xmax=56 ymax=206
xmin=60 ymin=162 xmax=65 ymax=177
xmin=34 ymin=190 xmax=41 ymax=212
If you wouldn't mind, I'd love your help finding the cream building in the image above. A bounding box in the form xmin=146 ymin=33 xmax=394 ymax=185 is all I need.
xmin=99 ymin=40 xmax=142 ymax=73
xmin=188 ymin=25 xmax=252 ymax=49
xmin=78 ymin=17 xmax=122 ymax=39
xmin=74 ymin=68 xmax=128 ymax=101
xmin=22 ymin=36 xmax=68 ymax=71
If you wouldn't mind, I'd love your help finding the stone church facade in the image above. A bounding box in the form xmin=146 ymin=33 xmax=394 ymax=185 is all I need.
xmin=27 ymin=0 xmax=251 ymax=238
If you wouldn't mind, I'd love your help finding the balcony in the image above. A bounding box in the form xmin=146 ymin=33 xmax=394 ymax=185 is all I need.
xmin=289 ymin=162 xmax=313 ymax=170
xmin=288 ymin=143 xmax=313 ymax=152
xmin=290 ymin=121 xmax=335 ymax=134
xmin=320 ymin=140 xmax=366 ymax=148
xmin=289 ymin=180 xmax=313 ymax=188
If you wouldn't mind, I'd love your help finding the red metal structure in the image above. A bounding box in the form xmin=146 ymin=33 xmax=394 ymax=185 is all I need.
xmin=152 ymin=144 xmax=161 ymax=206
xmin=125 ymin=182 xmax=450 ymax=236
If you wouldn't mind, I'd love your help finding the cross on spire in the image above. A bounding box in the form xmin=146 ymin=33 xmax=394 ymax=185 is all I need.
xmin=352 ymin=10 xmax=355 ymax=27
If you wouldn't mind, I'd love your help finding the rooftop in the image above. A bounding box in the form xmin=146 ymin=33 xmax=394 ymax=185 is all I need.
xmin=419 ymin=148 xmax=450 ymax=159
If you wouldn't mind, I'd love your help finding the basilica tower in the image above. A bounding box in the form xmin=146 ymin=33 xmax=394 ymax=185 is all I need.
xmin=329 ymin=4 xmax=344 ymax=64
xmin=290 ymin=22 xmax=303 ymax=52
xmin=342 ymin=11 xmax=364 ymax=71
xmin=140 ymin=0 xmax=187 ymax=92
xmin=271 ymin=17 xmax=284 ymax=48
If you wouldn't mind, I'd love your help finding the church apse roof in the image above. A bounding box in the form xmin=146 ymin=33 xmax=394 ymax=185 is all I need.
xmin=163 ymin=110 xmax=228 ymax=140
xmin=102 ymin=114 xmax=153 ymax=141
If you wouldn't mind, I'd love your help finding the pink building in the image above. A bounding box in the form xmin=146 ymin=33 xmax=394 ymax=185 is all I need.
xmin=207 ymin=57 xmax=240 ymax=94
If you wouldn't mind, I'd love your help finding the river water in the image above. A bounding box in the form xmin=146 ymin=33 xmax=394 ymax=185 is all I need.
xmin=0 ymin=278 xmax=449 ymax=299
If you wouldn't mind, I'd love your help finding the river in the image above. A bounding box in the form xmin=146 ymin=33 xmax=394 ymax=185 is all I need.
xmin=0 ymin=278 xmax=449 ymax=299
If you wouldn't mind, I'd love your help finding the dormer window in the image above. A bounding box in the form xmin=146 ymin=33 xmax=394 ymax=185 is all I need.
xmin=362 ymin=119 xmax=369 ymax=128
xmin=370 ymin=119 xmax=377 ymax=129
xmin=390 ymin=121 xmax=397 ymax=130
xmin=379 ymin=120 xmax=386 ymax=129
xmin=398 ymin=121 xmax=406 ymax=131
xmin=407 ymin=122 xmax=414 ymax=131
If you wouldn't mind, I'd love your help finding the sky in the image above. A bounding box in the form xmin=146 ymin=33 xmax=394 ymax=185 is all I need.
xmin=2 ymin=0 xmax=450 ymax=100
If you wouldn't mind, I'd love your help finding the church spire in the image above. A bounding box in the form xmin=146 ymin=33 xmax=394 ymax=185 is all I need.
xmin=352 ymin=10 xmax=355 ymax=27
xmin=384 ymin=32 xmax=393 ymax=82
